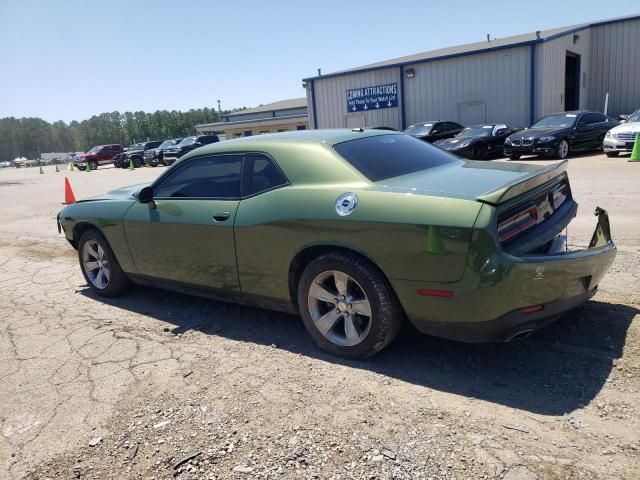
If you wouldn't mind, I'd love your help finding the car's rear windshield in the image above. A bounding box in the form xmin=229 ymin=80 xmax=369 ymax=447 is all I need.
xmin=333 ymin=134 xmax=457 ymax=182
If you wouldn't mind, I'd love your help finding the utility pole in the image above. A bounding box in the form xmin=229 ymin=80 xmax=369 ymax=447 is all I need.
xmin=217 ymin=100 xmax=221 ymax=115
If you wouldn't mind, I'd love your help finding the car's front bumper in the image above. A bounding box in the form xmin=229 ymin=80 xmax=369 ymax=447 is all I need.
xmin=504 ymin=142 xmax=556 ymax=157
xmin=393 ymin=208 xmax=616 ymax=343
xmin=603 ymin=137 xmax=635 ymax=152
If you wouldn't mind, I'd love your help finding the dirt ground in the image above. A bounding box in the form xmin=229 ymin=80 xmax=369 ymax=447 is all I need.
xmin=0 ymin=153 xmax=638 ymax=480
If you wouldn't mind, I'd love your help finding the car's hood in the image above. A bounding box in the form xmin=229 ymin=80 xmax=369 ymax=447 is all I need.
xmin=435 ymin=137 xmax=476 ymax=149
xmin=508 ymin=127 xmax=571 ymax=140
xmin=376 ymin=159 xmax=566 ymax=204
xmin=77 ymin=183 xmax=150 ymax=203
xmin=610 ymin=122 xmax=640 ymax=134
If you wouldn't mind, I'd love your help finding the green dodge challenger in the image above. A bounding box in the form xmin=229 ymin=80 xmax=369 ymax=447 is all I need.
xmin=58 ymin=129 xmax=616 ymax=358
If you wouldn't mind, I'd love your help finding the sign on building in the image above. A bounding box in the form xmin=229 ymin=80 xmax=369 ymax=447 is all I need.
xmin=346 ymin=83 xmax=398 ymax=112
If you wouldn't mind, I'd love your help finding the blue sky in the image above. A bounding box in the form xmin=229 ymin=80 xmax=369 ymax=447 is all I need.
xmin=0 ymin=0 xmax=638 ymax=123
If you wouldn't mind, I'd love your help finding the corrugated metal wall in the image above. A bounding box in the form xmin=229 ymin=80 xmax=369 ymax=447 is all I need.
xmin=535 ymin=30 xmax=591 ymax=118
xmin=588 ymin=18 xmax=640 ymax=116
xmin=310 ymin=68 xmax=402 ymax=129
xmin=404 ymin=46 xmax=531 ymax=127
xmin=305 ymin=17 xmax=640 ymax=130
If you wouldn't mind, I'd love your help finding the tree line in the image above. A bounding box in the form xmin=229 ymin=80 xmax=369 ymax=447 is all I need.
xmin=0 ymin=107 xmax=239 ymax=161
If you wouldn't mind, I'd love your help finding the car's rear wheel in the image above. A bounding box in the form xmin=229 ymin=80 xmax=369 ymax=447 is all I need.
xmin=133 ymin=157 xmax=142 ymax=168
xmin=606 ymin=151 xmax=619 ymax=158
xmin=78 ymin=229 xmax=130 ymax=297
xmin=298 ymin=252 xmax=403 ymax=358
xmin=556 ymin=139 xmax=570 ymax=159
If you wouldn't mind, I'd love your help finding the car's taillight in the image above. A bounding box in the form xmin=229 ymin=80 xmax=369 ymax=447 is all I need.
xmin=497 ymin=205 xmax=538 ymax=242
xmin=551 ymin=182 xmax=569 ymax=209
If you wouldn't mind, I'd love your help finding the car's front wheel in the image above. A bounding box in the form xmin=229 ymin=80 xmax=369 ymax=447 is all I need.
xmin=78 ymin=229 xmax=130 ymax=297
xmin=88 ymin=160 xmax=98 ymax=170
xmin=556 ymin=139 xmax=570 ymax=159
xmin=298 ymin=252 xmax=403 ymax=358
xmin=606 ymin=151 xmax=619 ymax=158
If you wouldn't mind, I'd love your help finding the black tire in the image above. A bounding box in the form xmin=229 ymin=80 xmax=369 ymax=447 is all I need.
xmin=77 ymin=229 xmax=130 ymax=297
xmin=606 ymin=151 xmax=619 ymax=158
xmin=297 ymin=251 xmax=403 ymax=359
xmin=149 ymin=162 xmax=157 ymax=167
xmin=88 ymin=160 xmax=98 ymax=170
xmin=77 ymin=165 xmax=86 ymax=171
xmin=509 ymin=154 xmax=520 ymax=160
xmin=555 ymin=139 xmax=570 ymax=159
xmin=133 ymin=157 xmax=142 ymax=168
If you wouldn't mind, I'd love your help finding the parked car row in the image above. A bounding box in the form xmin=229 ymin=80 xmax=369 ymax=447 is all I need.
xmin=403 ymin=109 xmax=636 ymax=161
xmin=71 ymin=134 xmax=220 ymax=170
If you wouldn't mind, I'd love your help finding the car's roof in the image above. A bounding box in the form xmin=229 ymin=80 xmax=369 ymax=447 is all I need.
xmin=198 ymin=129 xmax=396 ymax=150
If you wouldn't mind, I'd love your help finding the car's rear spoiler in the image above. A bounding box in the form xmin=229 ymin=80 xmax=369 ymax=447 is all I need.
xmin=476 ymin=160 xmax=568 ymax=205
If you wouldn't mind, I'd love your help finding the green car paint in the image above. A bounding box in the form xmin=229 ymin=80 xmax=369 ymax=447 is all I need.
xmin=58 ymin=129 xmax=616 ymax=343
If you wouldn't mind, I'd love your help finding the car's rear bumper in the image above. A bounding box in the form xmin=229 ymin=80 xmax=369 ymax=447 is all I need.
xmin=393 ymin=208 xmax=616 ymax=343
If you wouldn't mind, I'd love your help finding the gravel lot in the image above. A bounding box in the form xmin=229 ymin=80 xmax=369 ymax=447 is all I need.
xmin=0 ymin=154 xmax=638 ymax=479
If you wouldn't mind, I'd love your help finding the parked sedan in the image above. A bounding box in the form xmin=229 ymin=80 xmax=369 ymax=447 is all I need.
xmin=58 ymin=130 xmax=615 ymax=358
xmin=504 ymin=111 xmax=618 ymax=160
xmin=434 ymin=124 xmax=519 ymax=159
xmin=602 ymin=107 xmax=640 ymax=157
xmin=143 ymin=138 xmax=183 ymax=166
xmin=404 ymin=121 xmax=464 ymax=143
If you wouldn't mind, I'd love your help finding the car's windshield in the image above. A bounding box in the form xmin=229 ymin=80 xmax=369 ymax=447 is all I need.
xmin=178 ymin=137 xmax=196 ymax=146
xmin=334 ymin=134 xmax=457 ymax=182
xmin=457 ymin=126 xmax=493 ymax=138
xmin=404 ymin=123 xmax=433 ymax=136
xmin=128 ymin=143 xmax=145 ymax=150
xmin=158 ymin=140 xmax=175 ymax=148
xmin=86 ymin=146 xmax=100 ymax=154
xmin=627 ymin=109 xmax=640 ymax=123
xmin=531 ymin=114 xmax=577 ymax=129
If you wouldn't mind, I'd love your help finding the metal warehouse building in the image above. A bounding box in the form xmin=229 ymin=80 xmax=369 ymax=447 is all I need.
xmin=304 ymin=15 xmax=640 ymax=130
xmin=195 ymin=98 xmax=308 ymax=139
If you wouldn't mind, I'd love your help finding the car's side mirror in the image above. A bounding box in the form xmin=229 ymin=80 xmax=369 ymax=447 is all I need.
xmin=618 ymin=114 xmax=629 ymax=121
xmin=138 ymin=186 xmax=154 ymax=204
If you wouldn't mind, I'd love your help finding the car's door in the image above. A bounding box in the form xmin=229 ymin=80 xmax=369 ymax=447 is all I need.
xmin=573 ymin=113 xmax=601 ymax=150
xmin=123 ymin=154 xmax=243 ymax=293
xmin=428 ymin=122 xmax=448 ymax=142
xmin=589 ymin=113 xmax=612 ymax=148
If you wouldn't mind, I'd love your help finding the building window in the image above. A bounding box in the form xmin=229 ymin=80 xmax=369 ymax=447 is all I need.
xmin=259 ymin=130 xmax=270 ymax=135
xmin=277 ymin=129 xmax=287 ymax=132
xmin=243 ymin=131 xmax=252 ymax=137
xmin=296 ymin=125 xmax=307 ymax=130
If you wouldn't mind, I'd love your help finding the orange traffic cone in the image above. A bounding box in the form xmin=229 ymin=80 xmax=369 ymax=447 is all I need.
xmin=63 ymin=177 xmax=76 ymax=204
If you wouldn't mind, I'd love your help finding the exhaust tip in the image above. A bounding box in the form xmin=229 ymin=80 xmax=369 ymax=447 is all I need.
xmin=507 ymin=329 xmax=534 ymax=342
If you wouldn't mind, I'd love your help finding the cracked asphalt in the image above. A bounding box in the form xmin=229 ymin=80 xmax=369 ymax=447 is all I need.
xmin=0 ymin=154 xmax=638 ymax=479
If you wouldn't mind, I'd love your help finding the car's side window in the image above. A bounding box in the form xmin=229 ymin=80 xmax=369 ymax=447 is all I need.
xmin=154 ymin=155 xmax=242 ymax=199
xmin=243 ymin=154 xmax=288 ymax=197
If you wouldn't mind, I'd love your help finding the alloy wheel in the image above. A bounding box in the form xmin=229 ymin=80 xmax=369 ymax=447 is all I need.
xmin=307 ymin=270 xmax=372 ymax=347
xmin=558 ymin=140 xmax=569 ymax=159
xmin=82 ymin=240 xmax=110 ymax=289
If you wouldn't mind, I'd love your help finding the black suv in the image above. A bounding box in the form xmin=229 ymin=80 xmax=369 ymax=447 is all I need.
xmin=143 ymin=138 xmax=183 ymax=167
xmin=162 ymin=135 xmax=220 ymax=166
xmin=113 ymin=141 xmax=162 ymax=168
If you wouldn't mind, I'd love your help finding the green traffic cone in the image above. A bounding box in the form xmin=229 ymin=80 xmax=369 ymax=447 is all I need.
xmin=39 ymin=166 xmax=44 ymax=174
xmin=69 ymin=162 xmax=74 ymax=171
xmin=424 ymin=225 xmax=449 ymax=255
xmin=129 ymin=159 xmax=135 ymax=170
xmin=629 ymin=134 xmax=640 ymax=162
xmin=55 ymin=164 xmax=60 ymax=172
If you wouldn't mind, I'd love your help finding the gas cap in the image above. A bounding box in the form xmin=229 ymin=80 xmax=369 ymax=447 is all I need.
xmin=335 ymin=193 xmax=358 ymax=216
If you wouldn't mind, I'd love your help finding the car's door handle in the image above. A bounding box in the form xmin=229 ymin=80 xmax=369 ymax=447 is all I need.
xmin=212 ymin=211 xmax=230 ymax=222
